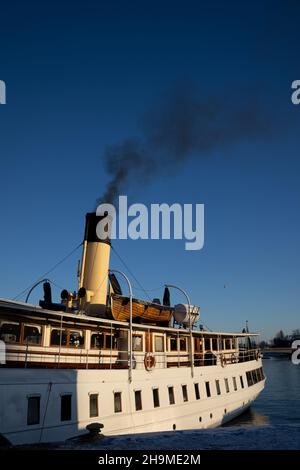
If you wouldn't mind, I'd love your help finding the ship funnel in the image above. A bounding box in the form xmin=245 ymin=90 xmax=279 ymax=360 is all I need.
xmin=79 ymin=212 xmax=111 ymax=316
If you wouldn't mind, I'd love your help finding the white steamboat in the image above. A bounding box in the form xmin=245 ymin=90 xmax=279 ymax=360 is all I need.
xmin=0 ymin=213 xmax=265 ymax=445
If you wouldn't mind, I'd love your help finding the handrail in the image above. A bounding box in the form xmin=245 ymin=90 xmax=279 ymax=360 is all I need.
xmin=109 ymin=269 xmax=133 ymax=382
xmin=25 ymin=278 xmax=50 ymax=303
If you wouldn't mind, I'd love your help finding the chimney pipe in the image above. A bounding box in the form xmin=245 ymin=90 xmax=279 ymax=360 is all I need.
xmin=79 ymin=212 xmax=111 ymax=316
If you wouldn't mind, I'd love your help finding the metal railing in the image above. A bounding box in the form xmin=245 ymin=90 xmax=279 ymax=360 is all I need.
xmin=2 ymin=346 xmax=261 ymax=369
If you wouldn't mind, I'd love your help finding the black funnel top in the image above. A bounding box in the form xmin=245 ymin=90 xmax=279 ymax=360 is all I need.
xmin=84 ymin=212 xmax=111 ymax=244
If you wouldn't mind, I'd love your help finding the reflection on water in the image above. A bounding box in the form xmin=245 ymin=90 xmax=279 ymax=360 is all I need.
xmin=225 ymin=356 xmax=300 ymax=427
xmin=223 ymin=408 xmax=269 ymax=427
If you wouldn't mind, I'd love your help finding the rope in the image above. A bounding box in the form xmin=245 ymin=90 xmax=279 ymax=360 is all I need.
xmin=131 ymin=284 xmax=165 ymax=293
xmin=111 ymin=245 xmax=152 ymax=301
xmin=13 ymin=242 xmax=83 ymax=301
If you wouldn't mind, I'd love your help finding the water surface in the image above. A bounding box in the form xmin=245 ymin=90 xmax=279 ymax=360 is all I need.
xmin=225 ymin=357 xmax=300 ymax=427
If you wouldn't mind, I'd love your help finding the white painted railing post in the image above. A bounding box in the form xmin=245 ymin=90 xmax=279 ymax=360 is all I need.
xmin=109 ymin=269 xmax=133 ymax=383
xmin=165 ymin=284 xmax=194 ymax=378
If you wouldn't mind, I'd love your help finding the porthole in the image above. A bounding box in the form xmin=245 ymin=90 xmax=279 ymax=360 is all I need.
xmin=210 ymin=413 xmax=213 ymax=419
xmin=173 ymin=424 xmax=176 ymax=430
xmin=199 ymin=417 xmax=202 ymax=422
xmin=224 ymin=408 xmax=227 ymax=414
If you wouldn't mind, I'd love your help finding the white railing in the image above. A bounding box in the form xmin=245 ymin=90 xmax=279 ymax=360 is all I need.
xmin=2 ymin=346 xmax=261 ymax=369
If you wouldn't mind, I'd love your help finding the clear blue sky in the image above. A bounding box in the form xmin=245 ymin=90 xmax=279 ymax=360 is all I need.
xmin=0 ymin=0 xmax=299 ymax=341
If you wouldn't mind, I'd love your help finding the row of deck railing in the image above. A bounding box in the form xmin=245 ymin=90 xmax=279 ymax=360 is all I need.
xmin=3 ymin=346 xmax=261 ymax=370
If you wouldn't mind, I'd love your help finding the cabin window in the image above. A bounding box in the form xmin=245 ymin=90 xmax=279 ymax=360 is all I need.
xmin=205 ymin=381 xmax=211 ymax=398
xmin=105 ymin=333 xmax=117 ymax=350
xmin=256 ymin=369 xmax=261 ymax=383
xmin=23 ymin=324 xmax=42 ymax=345
xmin=91 ymin=332 xmax=117 ymax=350
xmin=135 ymin=390 xmax=142 ymax=411
xmin=51 ymin=329 xmax=84 ymax=348
xmin=153 ymin=388 xmax=160 ymax=408
xmin=50 ymin=329 xmax=67 ymax=346
xmin=256 ymin=370 xmax=261 ymax=383
xmin=259 ymin=367 xmax=265 ymax=380
xmin=114 ymin=392 xmax=122 ymax=413
xmin=168 ymin=386 xmax=175 ymax=405
xmin=224 ymin=378 xmax=230 ymax=393
xmin=257 ymin=369 xmax=262 ymax=382
xmin=89 ymin=394 xmax=99 ymax=418
xmin=170 ymin=337 xmax=177 ymax=351
xmin=240 ymin=376 xmax=245 ymax=389
xmin=194 ymin=383 xmax=200 ymax=400
xmin=194 ymin=337 xmax=202 ymax=352
xmin=256 ymin=368 xmax=262 ymax=381
xmin=27 ymin=396 xmax=40 ymax=425
xmin=225 ymin=339 xmax=231 ymax=350
xmin=61 ymin=394 xmax=72 ymax=421
xmin=91 ymin=333 xmax=104 ymax=349
xmin=0 ymin=322 xmax=21 ymax=343
xmin=179 ymin=338 xmax=187 ymax=351
xmin=132 ymin=335 xmax=143 ymax=351
xmin=251 ymin=370 xmax=258 ymax=384
xmin=233 ymin=377 xmax=237 ymax=391
xmin=154 ymin=336 xmax=164 ymax=352
xmin=215 ymin=380 xmax=221 ymax=395
xmin=182 ymin=384 xmax=188 ymax=402
xmin=246 ymin=371 xmax=253 ymax=386
xmin=212 ymin=338 xmax=218 ymax=351
xmin=246 ymin=368 xmax=264 ymax=387
xmin=68 ymin=330 xmax=84 ymax=348
xmin=204 ymin=338 xmax=210 ymax=351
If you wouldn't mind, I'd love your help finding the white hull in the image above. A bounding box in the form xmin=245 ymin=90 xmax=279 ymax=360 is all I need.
xmin=0 ymin=359 xmax=264 ymax=445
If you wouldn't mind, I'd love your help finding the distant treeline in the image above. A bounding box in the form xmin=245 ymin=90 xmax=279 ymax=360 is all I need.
xmin=259 ymin=329 xmax=300 ymax=348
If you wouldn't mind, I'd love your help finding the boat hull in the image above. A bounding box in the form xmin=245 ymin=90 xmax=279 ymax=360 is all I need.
xmin=0 ymin=359 xmax=265 ymax=445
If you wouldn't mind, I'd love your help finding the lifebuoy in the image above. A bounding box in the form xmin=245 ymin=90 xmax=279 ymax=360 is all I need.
xmin=144 ymin=353 xmax=156 ymax=371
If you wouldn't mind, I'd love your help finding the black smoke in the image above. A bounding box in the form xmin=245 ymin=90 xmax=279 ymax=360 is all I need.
xmin=99 ymin=85 xmax=273 ymax=205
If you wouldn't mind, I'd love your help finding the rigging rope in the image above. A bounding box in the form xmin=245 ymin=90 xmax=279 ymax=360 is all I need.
xmin=131 ymin=284 xmax=165 ymax=293
xmin=111 ymin=245 xmax=153 ymax=301
xmin=13 ymin=242 xmax=83 ymax=301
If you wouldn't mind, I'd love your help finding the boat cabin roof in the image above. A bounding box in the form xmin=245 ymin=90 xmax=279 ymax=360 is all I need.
xmin=0 ymin=298 xmax=259 ymax=338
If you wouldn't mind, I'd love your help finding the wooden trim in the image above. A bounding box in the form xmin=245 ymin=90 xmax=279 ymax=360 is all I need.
xmin=1 ymin=361 xmax=128 ymax=370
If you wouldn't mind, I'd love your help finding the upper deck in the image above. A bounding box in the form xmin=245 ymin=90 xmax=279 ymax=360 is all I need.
xmin=0 ymin=298 xmax=260 ymax=371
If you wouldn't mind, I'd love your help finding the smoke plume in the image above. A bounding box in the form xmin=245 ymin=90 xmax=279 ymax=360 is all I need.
xmin=99 ymin=85 xmax=272 ymax=205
